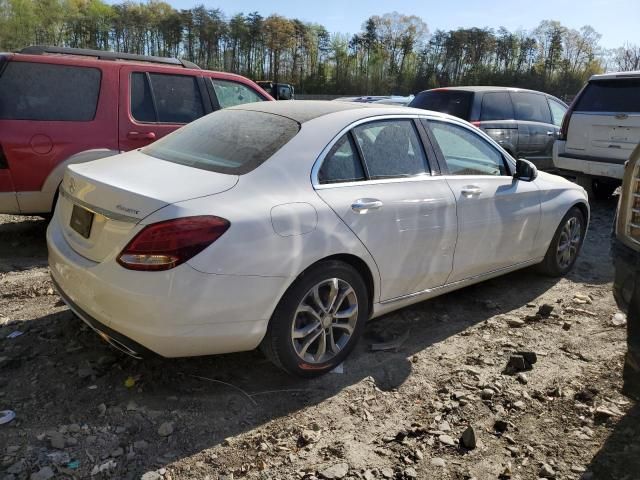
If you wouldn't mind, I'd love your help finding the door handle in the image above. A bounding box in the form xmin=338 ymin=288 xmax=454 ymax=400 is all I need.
xmin=127 ymin=131 xmax=156 ymax=140
xmin=351 ymin=198 xmax=383 ymax=213
xmin=461 ymin=186 xmax=482 ymax=197
xmin=546 ymin=131 xmax=555 ymax=136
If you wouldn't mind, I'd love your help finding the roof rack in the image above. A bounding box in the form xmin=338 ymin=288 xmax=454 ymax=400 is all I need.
xmin=19 ymin=46 xmax=201 ymax=70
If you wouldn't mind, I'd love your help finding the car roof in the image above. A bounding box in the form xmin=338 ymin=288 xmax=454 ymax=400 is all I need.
xmin=419 ymin=86 xmax=550 ymax=95
xmin=230 ymin=100 xmax=427 ymax=123
xmin=589 ymin=70 xmax=640 ymax=81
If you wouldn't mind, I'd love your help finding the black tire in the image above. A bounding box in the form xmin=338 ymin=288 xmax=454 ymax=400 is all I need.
xmin=538 ymin=206 xmax=586 ymax=276
xmin=260 ymin=260 xmax=369 ymax=377
xmin=591 ymin=179 xmax=617 ymax=202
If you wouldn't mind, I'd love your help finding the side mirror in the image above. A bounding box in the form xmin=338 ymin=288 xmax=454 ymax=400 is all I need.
xmin=514 ymin=158 xmax=538 ymax=182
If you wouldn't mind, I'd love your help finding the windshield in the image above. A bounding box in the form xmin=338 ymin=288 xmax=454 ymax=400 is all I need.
xmin=409 ymin=90 xmax=473 ymax=120
xmin=143 ymin=109 xmax=300 ymax=175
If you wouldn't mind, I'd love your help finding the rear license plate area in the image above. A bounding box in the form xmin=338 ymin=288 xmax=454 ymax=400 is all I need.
xmin=70 ymin=204 xmax=94 ymax=239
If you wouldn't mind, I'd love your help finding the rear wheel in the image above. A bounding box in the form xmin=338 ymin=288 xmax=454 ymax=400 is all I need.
xmin=260 ymin=260 xmax=368 ymax=377
xmin=538 ymin=206 xmax=586 ymax=276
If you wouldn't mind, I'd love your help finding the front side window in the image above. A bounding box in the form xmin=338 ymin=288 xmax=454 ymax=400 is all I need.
xmin=548 ymin=98 xmax=567 ymax=126
xmin=480 ymin=92 xmax=514 ymax=121
xmin=130 ymin=72 xmax=205 ymax=123
xmin=511 ymin=92 xmax=552 ymax=124
xmin=429 ymin=121 xmax=508 ymax=176
xmin=352 ymin=120 xmax=428 ymax=179
xmin=211 ymin=79 xmax=265 ymax=108
xmin=318 ymin=134 xmax=365 ymax=184
xmin=0 ymin=62 xmax=101 ymax=121
xmin=143 ymin=109 xmax=299 ymax=175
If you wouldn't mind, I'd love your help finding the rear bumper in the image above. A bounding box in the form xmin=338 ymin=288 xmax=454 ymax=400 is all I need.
xmin=553 ymin=142 xmax=625 ymax=179
xmin=47 ymin=216 xmax=289 ymax=358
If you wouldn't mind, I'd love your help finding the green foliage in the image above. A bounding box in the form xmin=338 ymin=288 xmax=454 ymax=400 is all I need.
xmin=0 ymin=1 xmax=632 ymax=97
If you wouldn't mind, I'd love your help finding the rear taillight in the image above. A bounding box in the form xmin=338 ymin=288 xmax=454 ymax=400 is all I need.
xmin=558 ymin=105 xmax=573 ymax=141
xmin=117 ymin=216 xmax=230 ymax=271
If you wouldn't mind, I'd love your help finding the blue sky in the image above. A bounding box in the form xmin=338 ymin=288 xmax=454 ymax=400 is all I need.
xmin=135 ymin=0 xmax=639 ymax=49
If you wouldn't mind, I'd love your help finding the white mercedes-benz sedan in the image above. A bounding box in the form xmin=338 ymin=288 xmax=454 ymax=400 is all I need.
xmin=47 ymin=101 xmax=589 ymax=376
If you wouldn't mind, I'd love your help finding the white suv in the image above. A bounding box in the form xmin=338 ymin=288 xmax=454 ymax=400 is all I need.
xmin=553 ymin=71 xmax=640 ymax=199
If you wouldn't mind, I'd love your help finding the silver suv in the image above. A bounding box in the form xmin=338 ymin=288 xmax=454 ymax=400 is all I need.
xmin=554 ymin=71 xmax=640 ymax=199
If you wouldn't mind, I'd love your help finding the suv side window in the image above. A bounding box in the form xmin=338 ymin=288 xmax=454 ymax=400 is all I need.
xmin=511 ymin=92 xmax=552 ymax=124
xmin=429 ymin=121 xmax=509 ymax=176
xmin=211 ymin=79 xmax=265 ymax=108
xmin=0 ymin=62 xmax=101 ymax=121
xmin=548 ymin=98 xmax=567 ymax=126
xmin=130 ymin=72 xmax=205 ymax=123
xmin=352 ymin=120 xmax=428 ymax=179
xmin=318 ymin=134 xmax=365 ymax=184
xmin=480 ymin=92 xmax=514 ymax=121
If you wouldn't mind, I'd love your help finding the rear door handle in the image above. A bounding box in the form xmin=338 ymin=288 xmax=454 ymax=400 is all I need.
xmin=351 ymin=198 xmax=383 ymax=213
xmin=127 ymin=131 xmax=156 ymax=140
xmin=461 ymin=186 xmax=482 ymax=197
xmin=546 ymin=131 xmax=555 ymax=136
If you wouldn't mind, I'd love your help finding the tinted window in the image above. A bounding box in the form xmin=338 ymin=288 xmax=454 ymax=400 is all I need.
xmin=0 ymin=62 xmax=100 ymax=121
xmin=143 ymin=109 xmax=299 ymax=175
xmin=574 ymin=79 xmax=640 ymax=113
xmin=548 ymin=98 xmax=567 ymax=126
xmin=150 ymin=73 xmax=204 ymax=123
xmin=430 ymin=121 xmax=508 ymax=176
xmin=480 ymin=92 xmax=514 ymax=121
xmin=511 ymin=92 xmax=552 ymax=124
xmin=212 ymin=79 xmax=265 ymax=108
xmin=318 ymin=135 xmax=365 ymax=184
xmin=409 ymin=90 xmax=472 ymax=120
xmin=353 ymin=120 xmax=428 ymax=179
xmin=131 ymin=73 xmax=156 ymax=122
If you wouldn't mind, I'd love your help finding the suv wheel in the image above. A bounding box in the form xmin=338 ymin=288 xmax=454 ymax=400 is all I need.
xmin=260 ymin=260 xmax=369 ymax=377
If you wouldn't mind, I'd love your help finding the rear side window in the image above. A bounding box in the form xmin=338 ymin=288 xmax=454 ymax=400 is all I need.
xmin=480 ymin=92 xmax=514 ymax=121
xmin=409 ymin=90 xmax=472 ymax=120
xmin=574 ymin=79 xmax=640 ymax=113
xmin=131 ymin=72 xmax=205 ymax=123
xmin=511 ymin=92 xmax=552 ymax=124
xmin=352 ymin=120 xmax=428 ymax=179
xmin=0 ymin=62 xmax=100 ymax=121
xmin=548 ymin=98 xmax=567 ymax=126
xmin=211 ymin=79 xmax=265 ymax=108
xmin=143 ymin=109 xmax=299 ymax=175
xmin=318 ymin=134 xmax=365 ymax=184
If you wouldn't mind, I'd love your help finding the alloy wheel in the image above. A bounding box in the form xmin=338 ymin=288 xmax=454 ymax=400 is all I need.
xmin=291 ymin=278 xmax=358 ymax=364
xmin=556 ymin=215 xmax=582 ymax=269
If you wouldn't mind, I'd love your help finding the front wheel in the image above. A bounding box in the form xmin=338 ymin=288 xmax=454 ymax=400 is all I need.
xmin=538 ymin=206 xmax=586 ymax=276
xmin=260 ymin=260 xmax=369 ymax=377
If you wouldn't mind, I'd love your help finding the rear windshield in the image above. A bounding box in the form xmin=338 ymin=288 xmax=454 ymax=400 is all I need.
xmin=574 ymin=78 xmax=640 ymax=113
xmin=409 ymin=90 xmax=472 ymax=119
xmin=0 ymin=61 xmax=101 ymax=121
xmin=143 ymin=109 xmax=300 ymax=175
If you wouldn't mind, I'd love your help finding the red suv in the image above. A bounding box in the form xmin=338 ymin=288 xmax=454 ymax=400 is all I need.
xmin=0 ymin=46 xmax=273 ymax=215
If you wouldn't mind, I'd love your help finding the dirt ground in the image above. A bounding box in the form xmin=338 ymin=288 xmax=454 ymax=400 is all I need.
xmin=1 ymin=200 xmax=639 ymax=480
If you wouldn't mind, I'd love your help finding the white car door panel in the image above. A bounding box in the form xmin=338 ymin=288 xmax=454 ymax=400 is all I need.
xmin=445 ymin=176 xmax=541 ymax=282
xmin=314 ymin=119 xmax=457 ymax=301
xmin=317 ymin=179 xmax=457 ymax=301
xmin=427 ymin=119 xmax=542 ymax=284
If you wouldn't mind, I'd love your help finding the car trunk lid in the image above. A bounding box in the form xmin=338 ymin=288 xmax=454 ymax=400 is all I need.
xmin=56 ymin=150 xmax=238 ymax=263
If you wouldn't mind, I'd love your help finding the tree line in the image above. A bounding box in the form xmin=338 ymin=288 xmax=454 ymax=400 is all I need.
xmin=1 ymin=0 xmax=638 ymax=98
